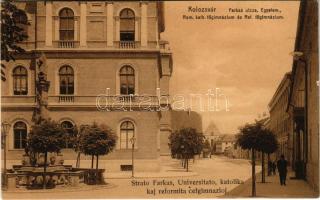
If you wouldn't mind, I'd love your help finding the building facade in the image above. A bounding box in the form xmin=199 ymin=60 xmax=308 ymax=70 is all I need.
xmin=287 ymin=0 xmax=319 ymax=193
xmin=1 ymin=1 xmax=173 ymax=172
xmin=268 ymin=73 xmax=292 ymax=164
xmin=214 ymin=134 xmax=236 ymax=154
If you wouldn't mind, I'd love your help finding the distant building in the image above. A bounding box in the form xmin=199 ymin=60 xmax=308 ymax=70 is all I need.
xmin=233 ymin=144 xmax=250 ymax=160
xmin=204 ymin=121 xmax=221 ymax=151
xmin=268 ymin=72 xmax=292 ymax=163
xmin=214 ymin=134 xmax=236 ymax=154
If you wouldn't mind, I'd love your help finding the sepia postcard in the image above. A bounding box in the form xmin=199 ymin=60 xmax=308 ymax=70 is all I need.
xmin=0 ymin=0 xmax=319 ymax=199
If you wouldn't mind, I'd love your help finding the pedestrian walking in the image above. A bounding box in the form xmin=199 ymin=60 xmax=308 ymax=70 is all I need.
xmin=268 ymin=160 xmax=272 ymax=176
xmin=272 ymin=161 xmax=277 ymax=175
xmin=277 ymin=154 xmax=288 ymax=186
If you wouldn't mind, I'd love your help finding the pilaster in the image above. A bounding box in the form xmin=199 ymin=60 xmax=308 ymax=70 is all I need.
xmin=106 ymin=2 xmax=114 ymax=47
xmin=140 ymin=2 xmax=148 ymax=47
xmin=45 ymin=1 xmax=53 ymax=47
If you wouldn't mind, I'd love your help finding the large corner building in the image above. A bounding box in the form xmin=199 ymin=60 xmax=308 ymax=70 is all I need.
xmin=1 ymin=1 xmax=174 ymax=172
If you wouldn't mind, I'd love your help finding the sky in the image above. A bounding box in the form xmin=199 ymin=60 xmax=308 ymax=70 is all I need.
xmin=161 ymin=1 xmax=300 ymax=134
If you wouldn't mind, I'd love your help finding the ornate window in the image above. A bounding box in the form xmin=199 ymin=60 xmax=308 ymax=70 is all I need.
xmin=120 ymin=66 xmax=135 ymax=95
xmin=13 ymin=121 xmax=27 ymax=149
xmin=61 ymin=121 xmax=75 ymax=148
xmin=59 ymin=8 xmax=74 ymax=41
xmin=120 ymin=121 xmax=135 ymax=149
xmin=13 ymin=66 xmax=28 ymax=95
xmin=59 ymin=65 xmax=74 ymax=95
xmin=120 ymin=9 xmax=135 ymax=41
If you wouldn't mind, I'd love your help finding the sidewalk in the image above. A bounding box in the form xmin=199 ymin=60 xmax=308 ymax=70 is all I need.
xmin=225 ymin=170 xmax=318 ymax=198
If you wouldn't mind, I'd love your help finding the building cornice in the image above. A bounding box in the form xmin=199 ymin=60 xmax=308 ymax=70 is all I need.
xmin=268 ymin=72 xmax=291 ymax=111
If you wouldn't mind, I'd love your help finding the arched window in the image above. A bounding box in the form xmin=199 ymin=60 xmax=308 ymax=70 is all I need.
xmin=120 ymin=9 xmax=135 ymax=41
xmin=61 ymin=121 xmax=75 ymax=148
xmin=59 ymin=8 xmax=74 ymax=41
xmin=13 ymin=66 xmax=28 ymax=95
xmin=13 ymin=121 xmax=27 ymax=149
xmin=59 ymin=65 xmax=74 ymax=95
xmin=120 ymin=121 xmax=135 ymax=149
xmin=120 ymin=66 xmax=135 ymax=95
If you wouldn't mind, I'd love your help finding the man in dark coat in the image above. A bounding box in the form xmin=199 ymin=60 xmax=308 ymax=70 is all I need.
xmin=272 ymin=161 xmax=277 ymax=175
xmin=268 ymin=160 xmax=272 ymax=176
xmin=277 ymin=154 xmax=288 ymax=185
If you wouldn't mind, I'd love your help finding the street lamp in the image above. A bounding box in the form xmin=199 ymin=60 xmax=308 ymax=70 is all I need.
xmin=129 ymin=136 xmax=136 ymax=178
xmin=1 ymin=121 xmax=11 ymax=190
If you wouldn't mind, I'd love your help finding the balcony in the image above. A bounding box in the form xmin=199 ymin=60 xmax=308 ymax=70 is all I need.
xmin=118 ymin=41 xmax=138 ymax=49
xmin=59 ymin=95 xmax=74 ymax=103
xmin=48 ymin=95 xmax=160 ymax=110
xmin=56 ymin=40 xmax=79 ymax=48
xmin=37 ymin=40 xmax=171 ymax=52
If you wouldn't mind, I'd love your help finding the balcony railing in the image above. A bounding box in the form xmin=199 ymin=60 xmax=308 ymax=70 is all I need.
xmin=59 ymin=95 xmax=74 ymax=103
xmin=48 ymin=95 xmax=160 ymax=110
xmin=119 ymin=41 xmax=137 ymax=49
xmin=57 ymin=40 xmax=79 ymax=48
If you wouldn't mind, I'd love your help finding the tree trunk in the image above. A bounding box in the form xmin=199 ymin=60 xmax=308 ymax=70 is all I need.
xmin=96 ymin=155 xmax=99 ymax=170
xmin=267 ymin=153 xmax=270 ymax=176
xmin=186 ymin=159 xmax=189 ymax=172
xmin=76 ymin=152 xmax=81 ymax=168
xmin=91 ymin=154 xmax=94 ymax=169
xmin=261 ymin=152 xmax=265 ymax=183
xmin=96 ymin=154 xmax=99 ymax=184
xmin=251 ymin=149 xmax=256 ymax=197
xmin=43 ymin=152 xmax=47 ymax=189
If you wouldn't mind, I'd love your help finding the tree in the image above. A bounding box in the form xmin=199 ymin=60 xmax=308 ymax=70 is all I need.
xmin=1 ymin=0 xmax=29 ymax=81
xmin=79 ymin=123 xmax=117 ymax=183
xmin=259 ymin=129 xmax=278 ymax=183
xmin=168 ymin=128 xmax=205 ymax=172
xmin=27 ymin=119 xmax=66 ymax=189
xmin=236 ymin=121 xmax=262 ymax=197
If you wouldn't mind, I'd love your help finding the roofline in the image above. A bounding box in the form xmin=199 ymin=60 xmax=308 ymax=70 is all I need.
xmin=268 ymin=72 xmax=291 ymax=110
